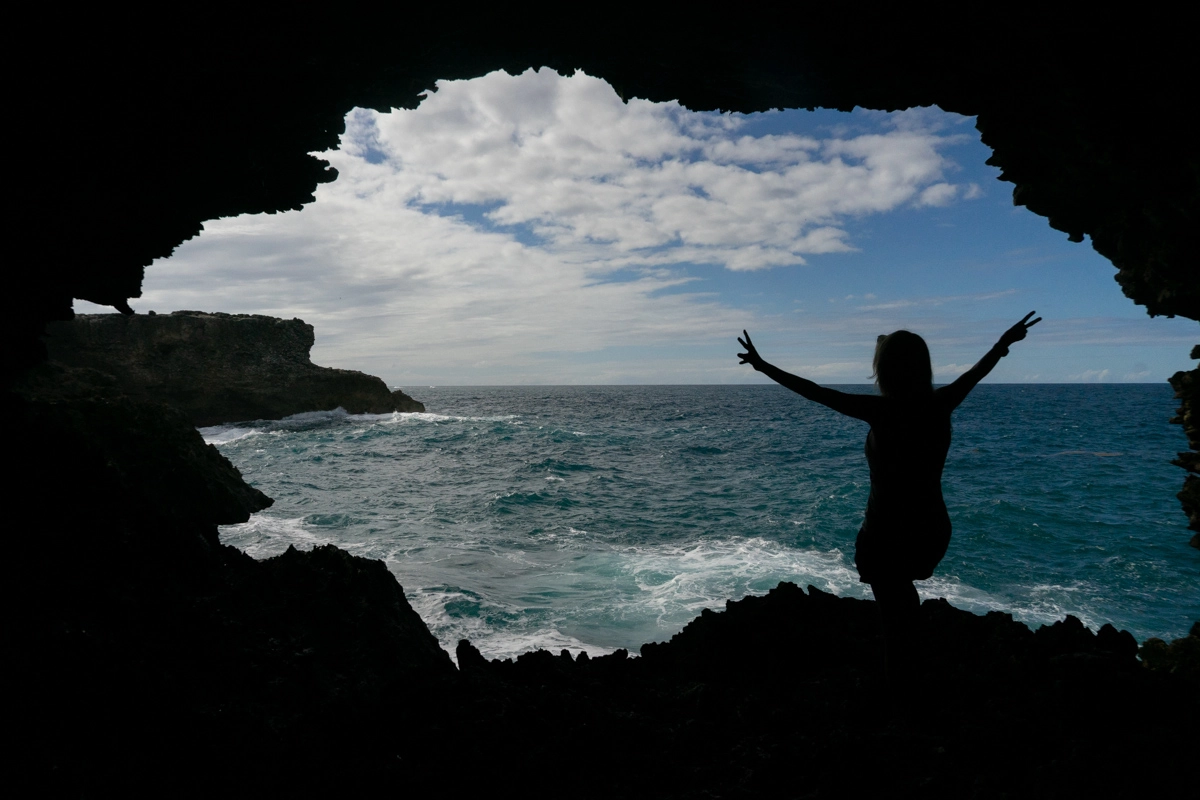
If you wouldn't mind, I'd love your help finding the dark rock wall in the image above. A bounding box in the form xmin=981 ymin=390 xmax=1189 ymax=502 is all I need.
xmin=8 ymin=387 xmax=453 ymax=795
xmin=32 ymin=311 xmax=423 ymax=425
xmin=1170 ymin=347 xmax=1200 ymax=547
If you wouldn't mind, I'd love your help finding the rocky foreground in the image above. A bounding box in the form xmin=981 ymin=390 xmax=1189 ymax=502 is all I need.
xmin=26 ymin=311 xmax=423 ymax=425
xmin=9 ymin=391 xmax=1198 ymax=797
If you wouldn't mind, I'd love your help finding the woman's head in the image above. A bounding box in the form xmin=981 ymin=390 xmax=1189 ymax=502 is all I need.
xmin=872 ymin=330 xmax=933 ymax=397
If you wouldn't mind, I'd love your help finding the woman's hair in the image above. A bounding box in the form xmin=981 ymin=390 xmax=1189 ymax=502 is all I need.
xmin=872 ymin=330 xmax=933 ymax=397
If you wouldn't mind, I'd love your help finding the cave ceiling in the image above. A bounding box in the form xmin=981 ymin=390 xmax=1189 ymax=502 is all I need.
xmin=9 ymin=11 xmax=1195 ymax=376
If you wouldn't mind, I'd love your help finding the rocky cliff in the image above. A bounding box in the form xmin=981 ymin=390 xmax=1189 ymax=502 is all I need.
xmin=8 ymin=387 xmax=452 ymax=795
xmin=32 ymin=311 xmax=423 ymax=425
xmin=1170 ymin=345 xmax=1200 ymax=548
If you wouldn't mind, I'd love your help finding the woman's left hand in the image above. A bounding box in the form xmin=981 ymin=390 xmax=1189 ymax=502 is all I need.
xmin=738 ymin=330 xmax=764 ymax=369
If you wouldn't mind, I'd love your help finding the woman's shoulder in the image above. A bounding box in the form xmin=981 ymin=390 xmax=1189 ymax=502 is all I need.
xmin=932 ymin=385 xmax=962 ymax=411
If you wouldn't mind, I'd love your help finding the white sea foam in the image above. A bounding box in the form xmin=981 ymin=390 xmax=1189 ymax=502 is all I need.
xmin=622 ymin=538 xmax=866 ymax=610
xmin=199 ymin=425 xmax=261 ymax=445
xmin=218 ymin=514 xmax=352 ymax=559
xmin=406 ymin=587 xmax=495 ymax=658
xmin=224 ymin=517 xmax=1114 ymax=660
xmin=479 ymin=629 xmax=615 ymax=662
xmin=279 ymin=408 xmax=350 ymax=423
xmin=201 ymin=408 xmax=464 ymax=441
xmin=408 ymin=586 xmax=615 ymax=664
xmin=393 ymin=411 xmax=521 ymax=425
xmin=615 ymin=538 xmax=1108 ymax=638
xmin=403 ymin=536 xmax=874 ymax=659
xmin=917 ymin=575 xmax=1102 ymax=632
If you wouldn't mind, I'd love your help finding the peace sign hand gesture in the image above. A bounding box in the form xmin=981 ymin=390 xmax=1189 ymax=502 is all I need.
xmin=999 ymin=311 xmax=1042 ymax=349
xmin=738 ymin=330 xmax=764 ymax=370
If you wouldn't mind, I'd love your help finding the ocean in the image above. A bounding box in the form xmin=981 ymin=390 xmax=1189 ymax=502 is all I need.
xmin=204 ymin=384 xmax=1199 ymax=661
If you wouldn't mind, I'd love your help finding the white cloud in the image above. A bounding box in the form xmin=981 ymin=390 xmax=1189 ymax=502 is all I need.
xmin=121 ymin=69 xmax=986 ymax=383
xmin=780 ymin=361 xmax=871 ymax=380
xmin=1124 ymin=363 xmax=1151 ymax=381
xmin=856 ymin=290 xmax=1018 ymax=311
xmin=918 ymin=183 xmax=958 ymax=206
xmin=354 ymin=69 xmax=970 ymax=271
xmin=934 ymin=363 xmax=973 ymax=377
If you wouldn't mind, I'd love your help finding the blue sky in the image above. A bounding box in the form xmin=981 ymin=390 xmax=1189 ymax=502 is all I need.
xmin=76 ymin=69 xmax=1196 ymax=385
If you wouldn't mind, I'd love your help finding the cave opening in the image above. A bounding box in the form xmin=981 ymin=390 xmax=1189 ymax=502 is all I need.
xmin=15 ymin=20 xmax=1200 ymax=793
xmin=61 ymin=70 xmax=1197 ymax=655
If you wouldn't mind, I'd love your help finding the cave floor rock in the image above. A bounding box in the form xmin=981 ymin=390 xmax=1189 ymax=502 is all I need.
xmin=15 ymin=560 xmax=1198 ymax=798
xmin=9 ymin=391 xmax=1195 ymax=797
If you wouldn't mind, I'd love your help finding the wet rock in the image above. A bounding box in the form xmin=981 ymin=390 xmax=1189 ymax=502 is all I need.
xmin=457 ymin=639 xmax=490 ymax=672
xmin=1140 ymin=623 xmax=1200 ymax=685
xmin=1097 ymin=622 xmax=1139 ymax=660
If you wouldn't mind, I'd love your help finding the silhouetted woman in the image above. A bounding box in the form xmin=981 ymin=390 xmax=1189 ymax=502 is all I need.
xmin=737 ymin=313 xmax=1040 ymax=695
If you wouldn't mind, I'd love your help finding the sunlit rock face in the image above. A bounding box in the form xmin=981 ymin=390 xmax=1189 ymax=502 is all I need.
xmin=33 ymin=311 xmax=423 ymax=426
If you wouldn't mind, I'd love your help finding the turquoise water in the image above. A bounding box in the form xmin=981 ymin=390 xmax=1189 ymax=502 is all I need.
xmin=206 ymin=385 xmax=1199 ymax=659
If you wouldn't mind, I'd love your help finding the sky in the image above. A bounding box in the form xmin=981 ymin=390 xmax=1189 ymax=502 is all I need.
xmin=77 ymin=68 xmax=1197 ymax=386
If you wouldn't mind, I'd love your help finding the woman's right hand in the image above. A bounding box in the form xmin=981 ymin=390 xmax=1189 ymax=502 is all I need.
xmin=738 ymin=330 xmax=764 ymax=369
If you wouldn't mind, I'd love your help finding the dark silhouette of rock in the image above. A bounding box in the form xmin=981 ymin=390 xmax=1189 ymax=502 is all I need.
xmin=1140 ymin=620 xmax=1200 ymax=685
xmin=1170 ymin=346 xmax=1200 ymax=547
xmin=444 ymin=583 xmax=1198 ymax=797
xmin=30 ymin=311 xmax=424 ymax=425
xmin=15 ymin=393 xmax=272 ymax=550
xmin=8 ymin=388 xmax=454 ymax=796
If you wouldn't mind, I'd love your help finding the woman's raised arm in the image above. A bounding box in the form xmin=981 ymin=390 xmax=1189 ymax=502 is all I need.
xmin=738 ymin=331 xmax=875 ymax=421
xmin=939 ymin=312 xmax=1041 ymax=410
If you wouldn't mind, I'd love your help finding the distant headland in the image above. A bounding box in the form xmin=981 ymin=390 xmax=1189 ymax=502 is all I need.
xmin=21 ymin=311 xmax=424 ymax=426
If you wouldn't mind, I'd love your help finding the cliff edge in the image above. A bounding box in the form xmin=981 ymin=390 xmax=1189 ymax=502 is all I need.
xmin=32 ymin=311 xmax=424 ymax=425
